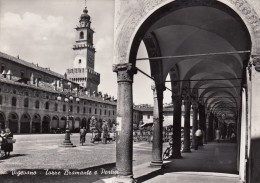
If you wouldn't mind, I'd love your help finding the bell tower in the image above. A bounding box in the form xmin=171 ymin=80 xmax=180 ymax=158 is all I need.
xmin=66 ymin=6 xmax=100 ymax=93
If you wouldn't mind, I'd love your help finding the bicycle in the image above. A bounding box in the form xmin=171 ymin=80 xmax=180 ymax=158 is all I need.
xmin=163 ymin=138 xmax=185 ymax=159
xmin=163 ymin=138 xmax=173 ymax=160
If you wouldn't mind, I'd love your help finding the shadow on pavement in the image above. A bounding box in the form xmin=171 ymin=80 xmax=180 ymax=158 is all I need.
xmin=0 ymin=154 xmax=27 ymax=161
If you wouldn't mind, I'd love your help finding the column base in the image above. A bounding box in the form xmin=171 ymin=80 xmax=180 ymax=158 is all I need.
xmin=112 ymin=175 xmax=135 ymax=183
xmin=150 ymin=161 xmax=163 ymax=167
xmin=59 ymin=140 xmax=76 ymax=148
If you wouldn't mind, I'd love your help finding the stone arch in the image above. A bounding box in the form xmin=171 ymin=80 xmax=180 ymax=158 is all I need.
xmin=114 ymin=0 xmax=260 ymax=67
xmin=0 ymin=111 xmax=6 ymax=130
xmin=8 ymin=112 xmax=19 ymax=133
xmin=20 ymin=113 xmax=31 ymax=133
xmin=32 ymin=114 xmax=41 ymax=133
xmin=42 ymin=115 xmax=51 ymax=133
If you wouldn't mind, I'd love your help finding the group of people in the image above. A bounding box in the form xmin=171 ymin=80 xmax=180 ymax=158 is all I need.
xmin=0 ymin=128 xmax=14 ymax=158
xmin=79 ymin=120 xmax=110 ymax=145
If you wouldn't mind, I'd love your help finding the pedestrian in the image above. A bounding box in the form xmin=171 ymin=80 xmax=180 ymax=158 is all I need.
xmin=215 ymin=128 xmax=221 ymax=143
xmin=0 ymin=130 xmax=6 ymax=157
xmin=4 ymin=128 xmax=13 ymax=157
xmin=79 ymin=127 xmax=87 ymax=146
xmin=102 ymin=120 xmax=109 ymax=144
xmin=195 ymin=128 xmax=202 ymax=150
xmin=231 ymin=131 xmax=236 ymax=143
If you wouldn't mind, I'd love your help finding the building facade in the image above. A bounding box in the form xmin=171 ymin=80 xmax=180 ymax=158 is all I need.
xmin=0 ymin=6 xmax=125 ymax=134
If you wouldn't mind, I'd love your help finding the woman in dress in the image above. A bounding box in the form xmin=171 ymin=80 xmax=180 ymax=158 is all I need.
xmin=5 ymin=128 xmax=13 ymax=157
xmin=0 ymin=130 xmax=7 ymax=157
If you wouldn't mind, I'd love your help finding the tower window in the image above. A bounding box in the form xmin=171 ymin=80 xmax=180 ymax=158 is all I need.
xmin=80 ymin=31 xmax=84 ymax=39
xmin=79 ymin=59 xmax=82 ymax=64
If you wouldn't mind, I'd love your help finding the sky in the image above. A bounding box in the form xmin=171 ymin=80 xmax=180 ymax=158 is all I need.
xmin=0 ymin=0 xmax=172 ymax=105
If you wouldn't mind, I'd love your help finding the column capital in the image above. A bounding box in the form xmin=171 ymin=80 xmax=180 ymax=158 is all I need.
xmin=251 ymin=55 xmax=260 ymax=72
xmin=112 ymin=63 xmax=137 ymax=83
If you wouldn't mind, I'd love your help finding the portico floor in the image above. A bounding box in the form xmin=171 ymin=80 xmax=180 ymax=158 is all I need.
xmin=132 ymin=141 xmax=241 ymax=183
xmin=100 ymin=141 xmax=241 ymax=183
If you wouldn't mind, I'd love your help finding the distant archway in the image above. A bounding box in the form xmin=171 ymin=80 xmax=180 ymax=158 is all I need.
xmin=0 ymin=112 xmax=6 ymax=130
xmin=51 ymin=116 xmax=59 ymax=130
xmin=20 ymin=113 xmax=31 ymax=133
xmin=8 ymin=112 xmax=19 ymax=133
xmin=60 ymin=116 xmax=66 ymax=130
xmin=42 ymin=115 xmax=50 ymax=133
xmin=32 ymin=114 xmax=41 ymax=133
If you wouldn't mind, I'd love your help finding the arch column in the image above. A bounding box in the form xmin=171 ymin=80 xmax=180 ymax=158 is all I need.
xmin=182 ymin=98 xmax=191 ymax=153
xmin=113 ymin=63 xmax=137 ymax=182
xmin=170 ymin=95 xmax=182 ymax=159
xmin=18 ymin=115 xmax=21 ymax=134
xmin=198 ymin=103 xmax=206 ymax=145
xmin=191 ymin=101 xmax=198 ymax=149
xmin=248 ymin=56 xmax=260 ymax=183
xmin=150 ymin=84 xmax=164 ymax=166
xmin=30 ymin=117 xmax=33 ymax=133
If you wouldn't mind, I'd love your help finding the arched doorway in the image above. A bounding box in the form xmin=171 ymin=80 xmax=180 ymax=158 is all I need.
xmin=0 ymin=112 xmax=6 ymax=130
xmin=32 ymin=114 xmax=41 ymax=133
xmin=74 ymin=117 xmax=81 ymax=132
xmin=113 ymin=0 xmax=260 ymax=182
xmin=51 ymin=116 xmax=59 ymax=132
xmin=8 ymin=112 xmax=18 ymax=133
xmin=42 ymin=115 xmax=50 ymax=133
xmin=20 ymin=113 xmax=31 ymax=133
xmin=82 ymin=118 xmax=87 ymax=128
xmin=60 ymin=116 xmax=66 ymax=130
xmin=68 ymin=117 xmax=74 ymax=131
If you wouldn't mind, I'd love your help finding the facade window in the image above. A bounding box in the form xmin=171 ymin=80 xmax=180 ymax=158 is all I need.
xmin=63 ymin=104 xmax=66 ymax=112
xmin=1 ymin=65 xmax=5 ymax=73
xmin=21 ymin=71 xmax=25 ymax=78
xmin=54 ymin=103 xmax=58 ymax=111
xmin=24 ymin=98 xmax=29 ymax=108
xmin=113 ymin=111 xmax=115 ymax=116
xmin=83 ymin=107 xmax=86 ymax=113
xmin=104 ymin=110 xmax=106 ymax=115
xmin=100 ymin=109 xmax=102 ymax=115
xmin=70 ymin=105 xmax=73 ymax=112
xmin=35 ymin=100 xmax=40 ymax=109
xmin=95 ymin=108 xmax=97 ymax=114
xmin=77 ymin=106 xmax=80 ymax=113
xmin=11 ymin=97 xmax=17 ymax=106
xmin=147 ymin=115 xmax=150 ymax=119
xmin=80 ymin=31 xmax=84 ymax=39
xmin=13 ymin=90 xmax=16 ymax=94
xmin=45 ymin=102 xmax=49 ymax=110
xmin=89 ymin=108 xmax=92 ymax=114
xmin=78 ymin=59 xmax=82 ymax=64
xmin=0 ymin=95 xmax=2 ymax=105
xmin=109 ymin=111 xmax=110 ymax=116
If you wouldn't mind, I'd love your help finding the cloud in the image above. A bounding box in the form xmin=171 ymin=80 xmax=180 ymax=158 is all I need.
xmin=0 ymin=12 xmax=74 ymax=74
